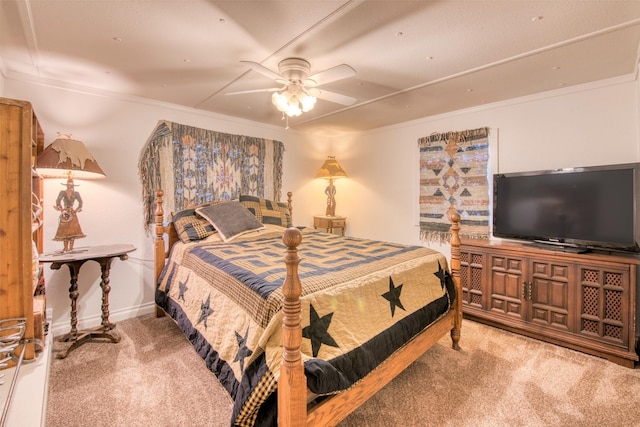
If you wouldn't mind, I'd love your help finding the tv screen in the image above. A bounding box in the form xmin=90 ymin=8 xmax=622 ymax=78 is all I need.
xmin=493 ymin=163 xmax=640 ymax=253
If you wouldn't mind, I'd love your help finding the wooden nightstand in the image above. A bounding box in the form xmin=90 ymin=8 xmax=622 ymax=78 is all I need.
xmin=314 ymin=215 xmax=347 ymax=236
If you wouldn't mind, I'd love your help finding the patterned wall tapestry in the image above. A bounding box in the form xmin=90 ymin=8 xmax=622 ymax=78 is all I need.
xmin=418 ymin=127 xmax=489 ymax=242
xmin=139 ymin=120 xmax=284 ymax=231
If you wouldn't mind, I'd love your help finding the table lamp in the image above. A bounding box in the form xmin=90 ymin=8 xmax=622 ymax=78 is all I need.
xmin=316 ymin=156 xmax=347 ymax=217
xmin=36 ymin=133 xmax=106 ymax=252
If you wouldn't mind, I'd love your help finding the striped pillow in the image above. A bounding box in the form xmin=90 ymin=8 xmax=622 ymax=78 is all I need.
xmin=239 ymin=195 xmax=292 ymax=228
xmin=172 ymin=208 xmax=215 ymax=243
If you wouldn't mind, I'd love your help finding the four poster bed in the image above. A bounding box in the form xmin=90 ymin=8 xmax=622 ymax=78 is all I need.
xmin=153 ymin=190 xmax=462 ymax=427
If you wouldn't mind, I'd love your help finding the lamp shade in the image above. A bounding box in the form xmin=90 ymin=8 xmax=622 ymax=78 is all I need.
xmin=36 ymin=134 xmax=106 ymax=179
xmin=315 ymin=156 xmax=347 ymax=179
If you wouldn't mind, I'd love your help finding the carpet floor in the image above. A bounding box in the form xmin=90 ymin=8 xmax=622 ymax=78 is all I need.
xmin=46 ymin=314 xmax=640 ymax=426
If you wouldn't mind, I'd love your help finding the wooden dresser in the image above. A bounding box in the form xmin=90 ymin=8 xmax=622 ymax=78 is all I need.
xmin=0 ymin=97 xmax=45 ymax=362
xmin=460 ymin=238 xmax=639 ymax=368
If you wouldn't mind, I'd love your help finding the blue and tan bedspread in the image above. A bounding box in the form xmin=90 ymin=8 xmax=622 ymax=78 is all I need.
xmin=156 ymin=225 xmax=455 ymax=426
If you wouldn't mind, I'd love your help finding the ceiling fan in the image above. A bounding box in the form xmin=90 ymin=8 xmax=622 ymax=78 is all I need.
xmin=226 ymin=58 xmax=357 ymax=117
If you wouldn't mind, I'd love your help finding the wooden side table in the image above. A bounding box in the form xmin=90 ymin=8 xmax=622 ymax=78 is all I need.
xmin=313 ymin=215 xmax=347 ymax=236
xmin=39 ymin=244 xmax=136 ymax=359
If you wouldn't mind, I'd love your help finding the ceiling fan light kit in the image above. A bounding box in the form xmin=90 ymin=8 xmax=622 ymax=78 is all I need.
xmin=271 ymin=83 xmax=317 ymax=117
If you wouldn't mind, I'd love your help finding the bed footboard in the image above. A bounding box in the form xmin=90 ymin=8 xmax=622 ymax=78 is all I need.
xmin=449 ymin=212 xmax=462 ymax=350
xmin=278 ymin=213 xmax=462 ymax=426
xmin=279 ymin=228 xmax=307 ymax=425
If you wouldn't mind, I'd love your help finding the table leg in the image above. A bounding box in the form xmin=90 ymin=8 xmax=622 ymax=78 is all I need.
xmin=77 ymin=255 xmax=123 ymax=352
xmin=98 ymin=257 xmax=115 ymax=331
xmin=49 ymin=260 xmax=85 ymax=342
xmin=51 ymin=256 xmax=123 ymax=359
xmin=66 ymin=263 xmax=80 ymax=338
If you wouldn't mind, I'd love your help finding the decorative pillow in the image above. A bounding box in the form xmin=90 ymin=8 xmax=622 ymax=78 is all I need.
xmin=196 ymin=201 xmax=266 ymax=242
xmin=172 ymin=207 xmax=216 ymax=243
xmin=239 ymin=195 xmax=292 ymax=228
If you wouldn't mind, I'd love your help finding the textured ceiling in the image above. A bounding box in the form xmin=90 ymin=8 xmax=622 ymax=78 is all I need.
xmin=1 ymin=0 xmax=639 ymax=135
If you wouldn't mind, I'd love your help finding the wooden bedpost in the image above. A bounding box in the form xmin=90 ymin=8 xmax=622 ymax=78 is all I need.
xmin=449 ymin=212 xmax=462 ymax=350
xmin=279 ymin=227 xmax=306 ymax=426
xmin=287 ymin=191 xmax=293 ymax=222
xmin=154 ymin=190 xmax=166 ymax=317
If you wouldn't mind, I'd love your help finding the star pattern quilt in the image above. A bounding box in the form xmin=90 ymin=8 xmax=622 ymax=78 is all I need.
xmin=156 ymin=225 xmax=455 ymax=426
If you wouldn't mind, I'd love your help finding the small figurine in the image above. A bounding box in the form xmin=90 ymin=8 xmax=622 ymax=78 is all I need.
xmin=54 ymin=178 xmax=86 ymax=252
xmin=324 ymin=179 xmax=337 ymax=216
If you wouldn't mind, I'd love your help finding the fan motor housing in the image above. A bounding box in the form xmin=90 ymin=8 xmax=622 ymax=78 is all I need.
xmin=278 ymin=58 xmax=311 ymax=82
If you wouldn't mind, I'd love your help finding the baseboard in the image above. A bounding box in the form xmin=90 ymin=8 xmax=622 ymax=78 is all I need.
xmin=49 ymin=302 xmax=157 ymax=337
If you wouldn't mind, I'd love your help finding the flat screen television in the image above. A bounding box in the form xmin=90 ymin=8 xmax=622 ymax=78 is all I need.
xmin=493 ymin=163 xmax=640 ymax=253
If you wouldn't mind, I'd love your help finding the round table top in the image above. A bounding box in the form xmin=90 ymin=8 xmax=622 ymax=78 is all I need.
xmin=39 ymin=244 xmax=136 ymax=263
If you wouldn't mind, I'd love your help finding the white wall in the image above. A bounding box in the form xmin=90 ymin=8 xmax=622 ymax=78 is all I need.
xmin=6 ymin=73 xmax=639 ymax=335
xmin=334 ymin=76 xmax=640 ymax=256
xmin=5 ymin=78 xmax=330 ymax=335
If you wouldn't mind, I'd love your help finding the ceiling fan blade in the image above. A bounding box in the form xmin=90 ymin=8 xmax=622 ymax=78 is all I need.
xmin=225 ymin=87 xmax=281 ymax=96
xmin=240 ymin=61 xmax=286 ymax=83
xmin=305 ymin=64 xmax=356 ymax=87
xmin=314 ymin=89 xmax=356 ymax=106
